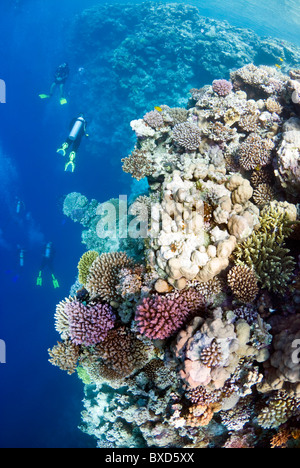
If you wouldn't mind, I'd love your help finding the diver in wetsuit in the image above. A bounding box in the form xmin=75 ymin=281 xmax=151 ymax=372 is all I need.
xmin=36 ymin=242 xmax=59 ymax=288
xmin=56 ymin=114 xmax=89 ymax=172
xmin=39 ymin=63 xmax=69 ymax=105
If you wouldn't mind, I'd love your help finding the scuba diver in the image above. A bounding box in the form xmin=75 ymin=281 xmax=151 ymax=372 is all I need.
xmin=18 ymin=247 xmax=26 ymax=267
xmin=39 ymin=63 xmax=69 ymax=105
xmin=57 ymin=114 xmax=88 ymax=173
xmin=36 ymin=242 xmax=60 ymax=289
xmin=16 ymin=198 xmax=25 ymax=216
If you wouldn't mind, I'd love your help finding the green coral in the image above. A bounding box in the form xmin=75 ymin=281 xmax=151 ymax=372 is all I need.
xmin=234 ymin=201 xmax=297 ymax=295
xmin=78 ymin=250 xmax=99 ymax=286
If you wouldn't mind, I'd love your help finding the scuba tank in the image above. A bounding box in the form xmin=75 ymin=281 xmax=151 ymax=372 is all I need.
xmin=19 ymin=249 xmax=25 ymax=267
xmin=69 ymin=116 xmax=85 ymax=141
xmin=45 ymin=242 xmax=52 ymax=259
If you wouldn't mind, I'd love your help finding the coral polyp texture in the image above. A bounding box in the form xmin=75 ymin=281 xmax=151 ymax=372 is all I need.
xmin=49 ymin=62 xmax=300 ymax=448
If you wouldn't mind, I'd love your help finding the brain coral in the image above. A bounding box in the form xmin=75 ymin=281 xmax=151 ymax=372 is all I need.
xmin=65 ymin=299 xmax=116 ymax=346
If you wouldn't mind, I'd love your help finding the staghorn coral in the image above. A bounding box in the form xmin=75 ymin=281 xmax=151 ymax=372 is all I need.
xmin=86 ymin=251 xmax=134 ymax=302
xmin=227 ymin=265 xmax=259 ymax=303
xmin=48 ymin=340 xmax=80 ymax=375
xmin=65 ymin=299 xmax=116 ymax=346
xmin=234 ymin=201 xmax=297 ymax=295
xmin=77 ymin=250 xmax=99 ymax=286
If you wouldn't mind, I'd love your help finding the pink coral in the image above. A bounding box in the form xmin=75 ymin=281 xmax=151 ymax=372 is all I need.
xmin=212 ymin=79 xmax=233 ymax=96
xmin=65 ymin=299 xmax=116 ymax=346
xmin=135 ymin=288 xmax=204 ymax=340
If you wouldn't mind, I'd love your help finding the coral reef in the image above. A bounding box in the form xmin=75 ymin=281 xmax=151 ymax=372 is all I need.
xmin=68 ymin=3 xmax=300 ymax=155
xmin=50 ymin=61 xmax=300 ymax=448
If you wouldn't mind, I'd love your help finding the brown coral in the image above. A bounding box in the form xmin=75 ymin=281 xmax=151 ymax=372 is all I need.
xmin=86 ymin=251 xmax=134 ymax=302
xmin=200 ymin=339 xmax=222 ymax=368
xmin=227 ymin=265 xmax=259 ymax=303
xmin=185 ymin=402 xmax=222 ymax=427
xmin=48 ymin=340 xmax=80 ymax=375
xmin=93 ymin=326 xmax=152 ymax=378
xmin=238 ymin=133 xmax=272 ymax=170
xmin=122 ymin=148 xmax=154 ymax=181
xmin=266 ymin=97 xmax=282 ymax=114
xmin=252 ymin=183 xmax=275 ymax=207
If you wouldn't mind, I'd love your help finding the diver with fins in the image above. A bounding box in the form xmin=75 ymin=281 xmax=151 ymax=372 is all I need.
xmin=36 ymin=242 xmax=60 ymax=289
xmin=57 ymin=114 xmax=88 ymax=173
xmin=39 ymin=63 xmax=69 ymax=105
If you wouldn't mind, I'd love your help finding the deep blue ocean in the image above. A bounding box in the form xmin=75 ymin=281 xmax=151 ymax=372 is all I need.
xmin=0 ymin=0 xmax=299 ymax=449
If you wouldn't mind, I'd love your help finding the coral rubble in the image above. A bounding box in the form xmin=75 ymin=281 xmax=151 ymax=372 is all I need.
xmin=50 ymin=59 xmax=300 ymax=448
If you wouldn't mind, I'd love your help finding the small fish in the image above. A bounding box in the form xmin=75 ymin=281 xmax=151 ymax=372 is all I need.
xmin=154 ymin=106 xmax=162 ymax=112
xmin=275 ymin=64 xmax=281 ymax=69
xmin=279 ymin=58 xmax=284 ymax=62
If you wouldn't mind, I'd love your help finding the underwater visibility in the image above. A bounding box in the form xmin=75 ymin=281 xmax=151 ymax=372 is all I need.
xmin=0 ymin=0 xmax=300 ymax=450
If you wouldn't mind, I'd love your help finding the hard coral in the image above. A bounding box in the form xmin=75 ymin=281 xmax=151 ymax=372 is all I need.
xmin=172 ymin=121 xmax=202 ymax=151
xmin=227 ymin=265 xmax=259 ymax=303
xmin=86 ymin=251 xmax=134 ymax=302
xmin=77 ymin=250 xmax=99 ymax=286
xmin=48 ymin=340 xmax=80 ymax=375
xmin=122 ymin=148 xmax=154 ymax=181
xmin=238 ymin=133 xmax=272 ymax=170
xmin=65 ymin=299 xmax=116 ymax=346
xmin=212 ymin=79 xmax=233 ymax=96
xmin=93 ymin=326 xmax=153 ymax=378
xmin=135 ymin=287 xmax=205 ymax=340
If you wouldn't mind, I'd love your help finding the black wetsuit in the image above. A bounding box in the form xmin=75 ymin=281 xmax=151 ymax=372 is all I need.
xmin=54 ymin=64 xmax=69 ymax=85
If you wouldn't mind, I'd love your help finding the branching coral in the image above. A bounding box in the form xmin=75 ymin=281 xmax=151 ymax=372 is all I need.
xmin=86 ymin=251 xmax=135 ymax=302
xmin=212 ymin=79 xmax=233 ymax=96
xmin=122 ymin=148 xmax=154 ymax=181
xmin=65 ymin=299 xmax=116 ymax=346
xmin=257 ymin=391 xmax=300 ymax=428
xmin=234 ymin=201 xmax=297 ymax=295
xmin=238 ymin=133 xmax=272 ymax=170
xmin=172 ymin=122 xmax=202 ymax=151
xmin=77 ymin=250 xmax=99 ymax=286
xmin=135 ymin=287 xmax=205 ymax=340
xmin=48 ymin=340 xmax=80 ymax=375
xmin=227 ymin=265 xmax=259 ymax=303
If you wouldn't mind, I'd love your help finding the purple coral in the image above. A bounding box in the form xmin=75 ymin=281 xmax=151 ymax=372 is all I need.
xmin=212 ymin=79 xmax=233 ymax=96
xmin=65 ymin=299 xmax=116 ymax=346
xmin=135 ymin=288 xmax=204 ymax=340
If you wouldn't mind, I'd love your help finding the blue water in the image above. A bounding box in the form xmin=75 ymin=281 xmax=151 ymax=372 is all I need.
xmin=0 ymin=0 xmax=299 ymax=448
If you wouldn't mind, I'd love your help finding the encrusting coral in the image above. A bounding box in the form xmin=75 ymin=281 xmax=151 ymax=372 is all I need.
xmin=49 ymin=62 xmax=300 ymax=448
